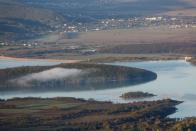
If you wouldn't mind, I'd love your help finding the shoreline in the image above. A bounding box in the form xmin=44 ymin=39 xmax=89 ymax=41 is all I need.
xmin=188 ymin=57 xmax=196 ymax=65
xmin=86 ymin=55 xmax=185 ymax=63
xmin=0 ymin=97 xmax=184 ymax=130
xmin=0 ymin=56 xmax=81 ymax=63
xmin=1 ymin=55 xmax=193 ymax=65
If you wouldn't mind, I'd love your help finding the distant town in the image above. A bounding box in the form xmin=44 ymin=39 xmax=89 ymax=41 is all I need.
xmin=1 ymin=16 xmax=196 ymax=43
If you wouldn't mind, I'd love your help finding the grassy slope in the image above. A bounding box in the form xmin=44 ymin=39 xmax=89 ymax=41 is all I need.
xmin=0 ymin=0 xmax=65 ymax=41
xmin=162 ymin=0 xmax=196 ymax=16
xmin=0 ymin=97 xmax=184 ymax=131
xmin=0 ymin=0 xmax=63 ymax=24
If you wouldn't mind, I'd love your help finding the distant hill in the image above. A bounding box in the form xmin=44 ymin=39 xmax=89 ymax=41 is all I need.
xmin=0 ymin=0 xmax=64 ymax=24
xmin=0 ymin=0 xmax=195 ymax=41
xmin=0 ymin=0 xmax=65 ymax=41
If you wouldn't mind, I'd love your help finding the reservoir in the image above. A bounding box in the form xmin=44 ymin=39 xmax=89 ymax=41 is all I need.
xmin=0 ymin=59 xmax=196 ymax=118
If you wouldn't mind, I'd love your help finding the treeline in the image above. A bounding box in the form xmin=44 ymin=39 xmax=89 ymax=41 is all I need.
xmin=120 ymin=91 xmax=156 ymax=99
xmin=0 ymin=63 xmax=157 ymax=92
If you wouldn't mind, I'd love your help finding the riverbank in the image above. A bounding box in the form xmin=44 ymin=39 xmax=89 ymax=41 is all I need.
xmin=85 ymin=55 xmax=184 ymax=63
xmin=188 ymin=57 xmax=196 ymax=65
xmin=0 ymin=56 xmax=81 ymax=63
xmin=0 ymin=54 xmax=185 ymax=64
xmin=0 ymin=97 xmax=186 ymax=131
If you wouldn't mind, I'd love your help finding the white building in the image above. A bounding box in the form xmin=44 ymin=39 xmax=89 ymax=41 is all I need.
xmin=185 ymin=56 xmax=192 ymax=61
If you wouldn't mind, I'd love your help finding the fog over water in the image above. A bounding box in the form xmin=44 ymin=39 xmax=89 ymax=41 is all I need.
xmin=10 ymin=68 xmax=83 ymax=87
xmin=0 ymin=59 xmax=196 ymax=118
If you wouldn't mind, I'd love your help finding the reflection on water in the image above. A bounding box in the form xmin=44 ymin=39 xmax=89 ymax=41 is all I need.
xmin=0 ymin=61 xmax=157 ymax=92
xmin=0 ymin=59 xmax=196 ymax=118
xmin=111 ymin=60 xmax=196 ymax=118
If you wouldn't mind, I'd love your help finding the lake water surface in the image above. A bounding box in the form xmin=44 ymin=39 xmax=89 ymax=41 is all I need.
xmin=0 ymin=59 xmax=196 ymax=118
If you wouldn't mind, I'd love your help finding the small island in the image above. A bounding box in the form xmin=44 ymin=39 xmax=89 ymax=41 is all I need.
xmin=120 ymin=91 xmax=156 ymax=99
